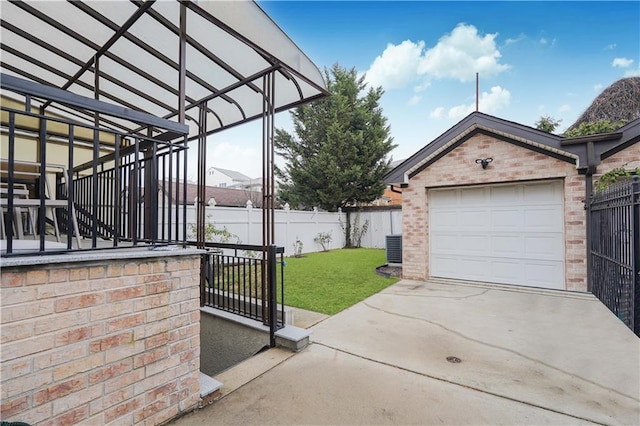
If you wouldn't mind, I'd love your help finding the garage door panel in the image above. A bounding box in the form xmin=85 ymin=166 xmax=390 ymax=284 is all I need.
xmin=492 ymin=259 xmax=522 ymax=281
xmin=430 ymin=190 xmax=458 ymax=207
xmin=525 ymin=235 xmax=563 ymax=258
xmin=524 ymin=181 xmax=562 ymax=202
xmin=524 ymin=262 xmax=564 ymax=289
xmin=431 ymin=256 xmax=460 ymax=277
xmin=430 ymin=181 xmax=565 ymax=290
xmin=430 ymin=210 xmax=459 ymax=228
xmin=524 ymin=209 xmax=563 ymax=230
xmin=432 ymin=233 xmax=488 ymax=254
xmin=492 ymin=209 xmax=523 ymax=228
xmin=431 ymin=233 xmax=459 ymax=251
xmin=492 ymin=235 xmax=523 ymax=256
xmin=460 ymin=187 xmax=486 ymax=204
xmin=490 ymin=185 xmax=522 ymax=204
xmin=460 ymin=210 xmax=489 ymax=227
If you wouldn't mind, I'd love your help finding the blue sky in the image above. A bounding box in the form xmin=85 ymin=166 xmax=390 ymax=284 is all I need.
xmin=203 ymin=1 xmax=640 ymax=180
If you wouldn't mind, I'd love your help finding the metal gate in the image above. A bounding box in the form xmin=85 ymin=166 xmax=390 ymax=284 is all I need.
xmin=589 ymin=176 xmax=640 ymax=336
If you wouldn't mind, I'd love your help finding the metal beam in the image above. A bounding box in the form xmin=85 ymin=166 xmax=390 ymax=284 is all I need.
xmin=1 ymin=73 xmax=188 ymax=134
xmin=74 ymin=1 xmax=244 ymax=119
xmin=60 ymin=0 xmax=155 ymax=92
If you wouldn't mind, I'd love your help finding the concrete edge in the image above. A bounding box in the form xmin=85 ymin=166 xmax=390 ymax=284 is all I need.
xmin=1 ymin=246 xmax=204 ymax=268
xmin=401 ymin=278 xmax=597 ymax=300
xmin=201 ymin=306 xmax=312 ymax=352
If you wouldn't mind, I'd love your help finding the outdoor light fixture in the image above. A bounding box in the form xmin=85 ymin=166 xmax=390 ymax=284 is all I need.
xmin=475 ymin=158 xmax=493 ymax=169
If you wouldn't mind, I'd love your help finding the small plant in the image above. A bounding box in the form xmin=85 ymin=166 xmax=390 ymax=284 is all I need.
xmin=188 ymin=215 xmax=239 ymax=250
xmin=564 ymin=119 xmax=627 ymax=137
xmin=595 ymin=164 xmax=640 ymax=190
xmin=292 ymin=237 xmax=304 ymax=257
xmin=314 ymin=231 xmax=333 ymax=252
xmin=351 ymin=214 xmax=369 ymax=248
xmin=339 ymin=212 xmax=369 ymax=248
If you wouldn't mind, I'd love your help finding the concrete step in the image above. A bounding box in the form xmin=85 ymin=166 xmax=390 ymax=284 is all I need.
xmin=199 ymin=372 xmax=222 ymax=406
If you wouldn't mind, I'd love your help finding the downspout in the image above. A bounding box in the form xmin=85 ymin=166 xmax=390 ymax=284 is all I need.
xmin=389 ymin=184 xmax=402 ymax=194
xmin=585 ymin=142 xmax=597 ymax=292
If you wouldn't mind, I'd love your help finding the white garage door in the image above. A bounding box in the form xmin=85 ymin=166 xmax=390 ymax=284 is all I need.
xmin=429 ymin=181 xmax=565 ymax=289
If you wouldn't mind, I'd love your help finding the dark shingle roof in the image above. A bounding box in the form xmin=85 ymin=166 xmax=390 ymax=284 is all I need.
xmin=159 ymin=181 xmax=263 ymax=207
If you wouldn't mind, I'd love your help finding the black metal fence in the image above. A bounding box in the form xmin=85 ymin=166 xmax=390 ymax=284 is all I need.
xmin=199 ymin=242 xmax=285 ymax=346
xmin=67 ymin=137 xmax=189 ymax=247
xmin=589 ymin=176 xmax=640 ymax=336
xmin=1 ymin=105 xmax=188 ymax=256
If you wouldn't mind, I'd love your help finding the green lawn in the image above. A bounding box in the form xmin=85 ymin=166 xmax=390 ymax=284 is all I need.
xmin=279 ymin=248 xmax=399 ymax=315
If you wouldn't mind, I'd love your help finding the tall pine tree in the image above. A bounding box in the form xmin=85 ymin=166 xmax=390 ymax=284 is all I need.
xmin=275 ymin=64 xmax=396 ymax=211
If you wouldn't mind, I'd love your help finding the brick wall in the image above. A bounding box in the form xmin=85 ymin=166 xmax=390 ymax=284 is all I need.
xmin=597 ymin=142 xmax=640 ymax=179
xmin=1 ymin=252 xmax=201 ymax=425
xmin=402 ymin=133 xmax=588 ymax=290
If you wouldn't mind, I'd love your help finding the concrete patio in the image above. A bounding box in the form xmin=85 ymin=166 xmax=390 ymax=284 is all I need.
xmin=174 ymin=279 xmax=640 ymax=425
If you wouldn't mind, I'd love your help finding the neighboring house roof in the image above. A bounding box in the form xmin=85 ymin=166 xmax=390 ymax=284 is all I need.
xmin=385 ymin=111 xmax=640 ymax=185
xmin=159 ymin=180 xmax=263 ymax=208
xmin=210 ymin=167 xmax=252 ymax=182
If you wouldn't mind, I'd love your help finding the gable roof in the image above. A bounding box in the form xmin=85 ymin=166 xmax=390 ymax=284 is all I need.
xmin=385 ymin=112 xmax=640 ymax=185
xmin=211 ymin=167 xmax=252 ymax=182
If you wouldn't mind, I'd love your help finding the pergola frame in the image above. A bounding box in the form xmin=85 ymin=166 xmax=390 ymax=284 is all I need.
xmin=1 ymin=0 xmax=328 ymax=251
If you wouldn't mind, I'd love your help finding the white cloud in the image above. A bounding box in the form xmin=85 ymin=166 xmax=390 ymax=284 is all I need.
xmin=417 ymin=24 xmax=510 ymax=82
xmin=364 ymin=40 xmax=424 ymax=89
xmin=505 ymin=34 xmax=525 ymax=46
xmin=408 ymin=95 xmax=422 ymax=105
xmin=612 ymin=57 xmax=634 ymax=68
xmin=593 ymin=83 xmax=603 ymax=91
xmin=447 ymin=86 xmax=511 ymax=120
xmin=430 ymin=107 xmax=445 ymax=119
xmin=558 ymin=104 xmax=571 ymax=113
xmin=625 ymin=68 xmax=640 ymax=77
xmin=364 ymin=23 xmax=510 ymax=90
xmin=604 ymin=43 xmax=617 ymax=50
xmin=539 ymin=37 xmax=548 ymax=45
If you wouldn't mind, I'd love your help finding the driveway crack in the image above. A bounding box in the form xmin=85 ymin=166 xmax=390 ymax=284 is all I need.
xmin=385 ymin=288 xmax=490 ymax=300
xmin=361 ymin=301 xmax=639 ymax=403
xmin=314 ymin=341 xmax=606 ymax=425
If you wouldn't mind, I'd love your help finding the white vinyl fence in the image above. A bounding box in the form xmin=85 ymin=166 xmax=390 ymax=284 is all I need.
xmin=161 ymin=202 xmax=402 ymax=256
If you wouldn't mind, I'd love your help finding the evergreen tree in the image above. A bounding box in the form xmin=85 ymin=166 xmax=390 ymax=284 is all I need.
xmin=534 ymin=115 xmax=562 ymax=133
xmin=275 ymin=64 xmax=396 ymax=211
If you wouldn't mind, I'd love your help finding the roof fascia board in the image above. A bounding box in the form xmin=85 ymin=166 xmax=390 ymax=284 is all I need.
xmin=561 ymin=132 xmax=623 ymax=145
xmin=406 ymin=124 xmax=578 ymax=179
xmin=384 ymin=112 xmax=583 ymax=185
xmin=1 ymin=73 xmax=188 ymax=134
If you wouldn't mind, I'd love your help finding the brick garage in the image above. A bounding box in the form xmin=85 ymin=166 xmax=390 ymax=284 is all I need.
xmin=0 ymin=250 xmax=202 ymax=425
xmin=386 ymin=113 xmax=640 ymax=292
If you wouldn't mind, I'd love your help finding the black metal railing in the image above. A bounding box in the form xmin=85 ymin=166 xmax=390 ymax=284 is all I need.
xmin=589 ymin=176 xmax=639 ymax=336
xmin=198 ymin=242 xmax=285 ymax=346
xmin=1 ymin=105 xmax=188 ymax=256
xmin=68 ymin=137 xmax=189 ymax=247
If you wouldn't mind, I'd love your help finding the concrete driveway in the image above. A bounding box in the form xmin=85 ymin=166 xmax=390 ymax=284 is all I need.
xmin=177 ymin=279 xmax=640 ymax=425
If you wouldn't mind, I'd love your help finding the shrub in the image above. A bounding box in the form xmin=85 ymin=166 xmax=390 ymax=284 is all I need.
xmin=314 ymin=231 xmax=333 ymax=251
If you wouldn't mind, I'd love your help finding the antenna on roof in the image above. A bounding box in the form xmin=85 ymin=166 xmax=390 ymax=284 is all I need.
xmin=475 ymin=72 xmax=479 ymax=112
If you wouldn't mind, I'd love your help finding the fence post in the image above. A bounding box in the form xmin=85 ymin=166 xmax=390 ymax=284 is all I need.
xmin=267 ymin=244 xmax=278 ymax=347
xmin=632 ymin=176 xmax=639 ymax=335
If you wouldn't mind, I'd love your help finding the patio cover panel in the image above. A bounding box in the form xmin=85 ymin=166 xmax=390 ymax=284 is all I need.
xmin=0 ymin=0 xmax=328 ymax=139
